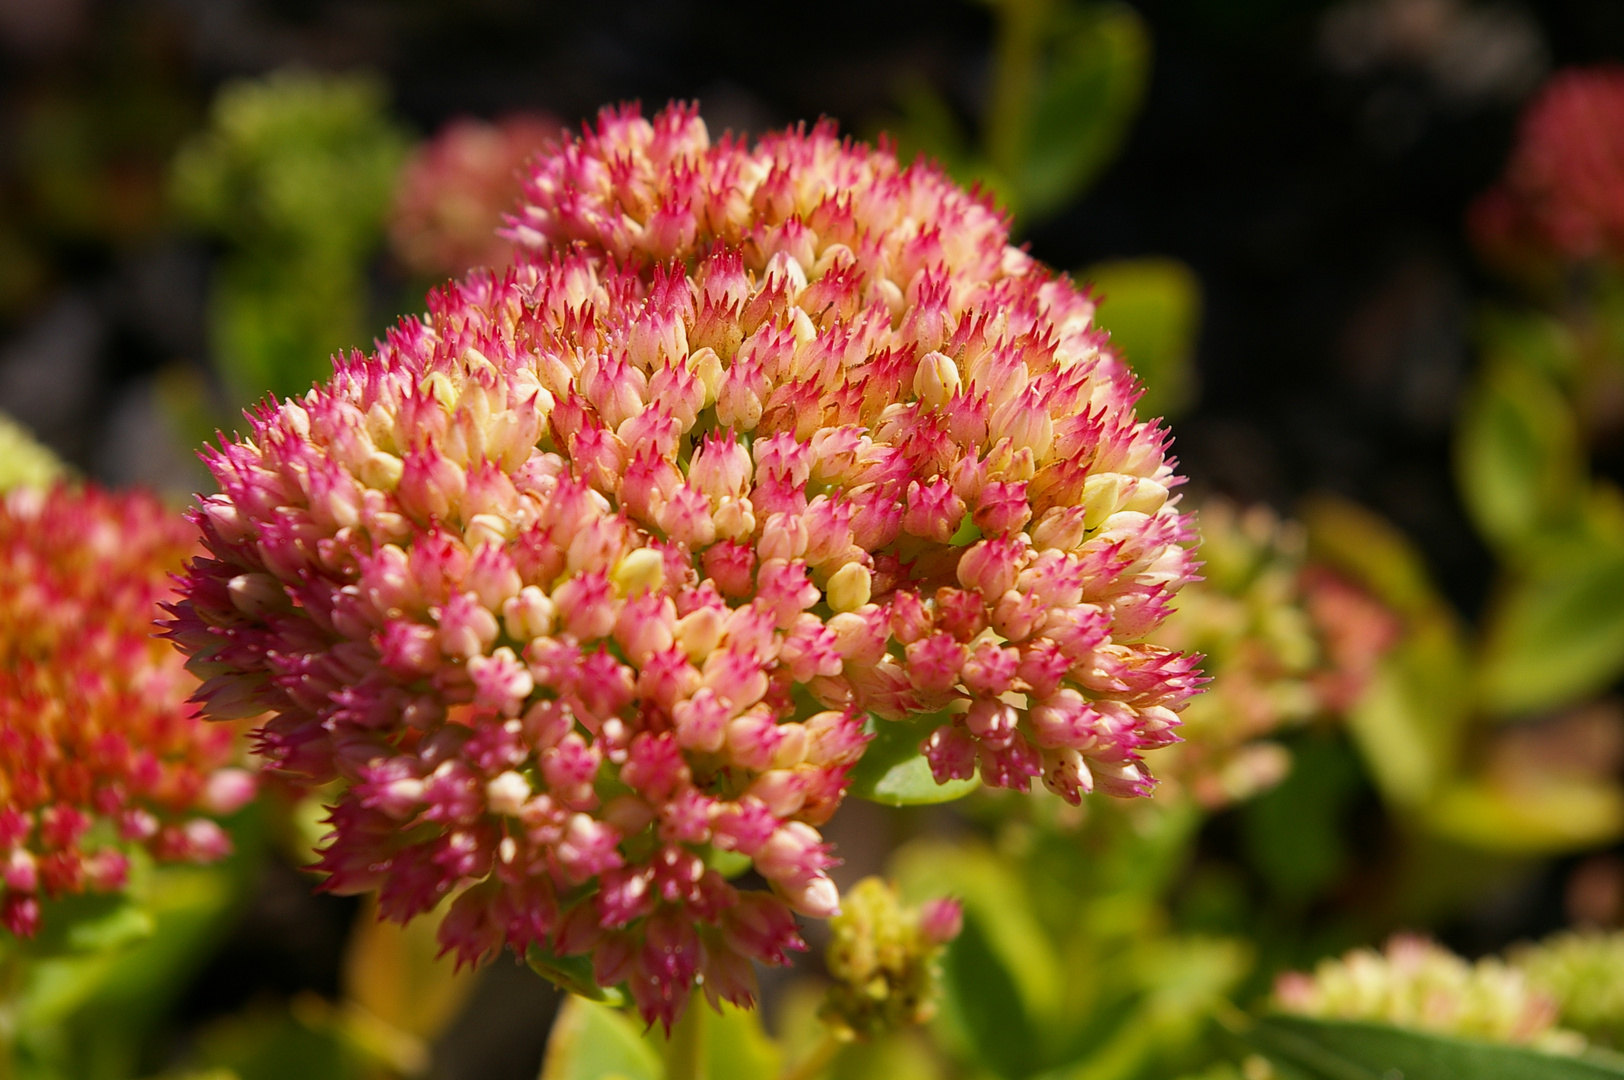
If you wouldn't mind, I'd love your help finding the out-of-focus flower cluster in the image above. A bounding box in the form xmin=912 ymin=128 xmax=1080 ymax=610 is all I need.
xmin=0 ymin=485 xmax=253 ymax=938
xmin=390 ymin=114 xmax=562 ymax=280
xmin=168 ymin=103 xmax=1199 ymax=1027
xmin=1471 ymin=65 xmax=1624 ymax=269
xmin=818 ymin=877 xmax=961 ymax=1040
xmin=1148 ymin=500 xmax=1397 ymax=807
xmin=1511 ymin=930 xmax=1624 ymax=1048
xmin=1273 ymin=934 xmax=1581 ymax=1053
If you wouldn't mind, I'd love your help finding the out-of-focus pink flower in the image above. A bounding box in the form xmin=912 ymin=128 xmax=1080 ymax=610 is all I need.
xmin=391 ymin=114 xmax=563 ymax=278
xmin=170 ymin=102 xmax=1198 ymax=1027
xmin=1471 ymin=66 xmax=1624 ymax=268
xmin=0 ymin=485 xmax=249 ymax=938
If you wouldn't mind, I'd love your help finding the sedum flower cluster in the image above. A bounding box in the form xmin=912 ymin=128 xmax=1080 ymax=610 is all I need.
xmin=0 ymin=485 xmax=252 ymax=938
xmin=168 ymin=103 xmax=1199 ymax=1026
xmin=1471 ymin=65 xmax=1624 ymax=268
xmin=819 ymin=877 xmax=961 ymax=1040
xmin=1273 ymin=934 xmax=1580 ymax=1053
xmin=1511 ymin=930 xmax=1624 ymax=1047
xmin=1148 ymin=499 xmax=1396 ymax=807
xmin=391 ymin=114 xmax=564 ymax=279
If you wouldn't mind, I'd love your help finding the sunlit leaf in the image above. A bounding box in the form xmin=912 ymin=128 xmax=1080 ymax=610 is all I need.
xmin=849 ymin=714 xmax=979 ymax=806
xmin=343 ymin=897 xmax=478 ymax=1044
xmin=1429 ymin=778 xmax=1624 ymax=854
xmin=1479 ymin=543 xmax=1624 ymax=716
xmin=539 ymin=996 xmax=660 ymax=1080
xmin=1086 ymin=257 xmax=1203 ymax=420
xmin=1346 ymin=619 xmax=1471 ymax=810
xmin=1248 ymin=1016 xmax=1624 ymax=1079
xmin=0 ymin=410 xmax=69 ymax=492
xmin=706 ymin=1002 xmax=784 ymax=1080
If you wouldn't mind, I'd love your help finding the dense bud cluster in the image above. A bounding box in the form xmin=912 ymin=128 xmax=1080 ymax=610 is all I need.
xmin=0 ymin=485 xmax=251 ymax=938
xmin=1471 ymin=66 xmax=1624 ymax=267
xmin=169 ymin=103 xmax=1199 ymax=1026
xmin=819 ymin=877 xmax=961 ymax=1039
xmin=1274 ymin=935 xmax=1580 ymax=1052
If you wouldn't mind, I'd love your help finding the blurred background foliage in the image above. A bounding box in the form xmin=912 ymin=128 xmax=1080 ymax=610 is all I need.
xmin=5 ymin=0 xmax=1624 ymax=1078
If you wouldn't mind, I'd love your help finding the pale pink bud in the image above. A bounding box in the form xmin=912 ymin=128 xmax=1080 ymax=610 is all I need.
xmin=467 ymin=544 xmax=522 ymax=610
xmin=468 ymin=647 xmax=535 ymax=715
xmin=552 ymin=572 xmax=618 ymax=641
xmin=203 ymin=768 xmax=259 ymax=815
xmin=671 ymin=687 xmax=730 ymax=752
xmin=438 ymin=592 xmax=500 ymax=659
xmin=903 ymin=479 xmax=966 ymax=543
xmin=919 ymin=897 xmax=964 ymax=945
xmin=957 ymin=538 xmax=1023 ymax=599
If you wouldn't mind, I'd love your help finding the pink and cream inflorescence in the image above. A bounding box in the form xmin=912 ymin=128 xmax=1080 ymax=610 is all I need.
xmin=168 ymin=103 xmax=1200 ymax=1026
xmin=1 ymin=485 xmax=251 ymax=938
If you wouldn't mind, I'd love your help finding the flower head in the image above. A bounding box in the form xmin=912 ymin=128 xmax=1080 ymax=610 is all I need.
xmin=1512 ymin=930 xmax=1624 ymax=1047
xmin=1274 ymin=935 xmax=1579 ymax=1052
xmin=1148 ymin=499 xmax=1398 ymax=807
xmin=819 ymin=877 xmax=961 ymax=1039
xmin=391 ymin=114 xmax=564 ymax=278
xmin=1471 ymin=66 xmax=1624 ymax=268
xmin=169 ymin=102 xmax=1198 ymax=1026
xmin=0 ymin=485 xmax=250 ymax=938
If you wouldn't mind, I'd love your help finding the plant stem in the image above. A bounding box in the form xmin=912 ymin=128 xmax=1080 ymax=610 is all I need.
xmin=661 ymin=995 xmax=706 ymax=1080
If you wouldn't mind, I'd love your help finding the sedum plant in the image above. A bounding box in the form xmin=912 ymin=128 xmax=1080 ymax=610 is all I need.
xmin=165 ymin=102 xmax=1202 ymax=1030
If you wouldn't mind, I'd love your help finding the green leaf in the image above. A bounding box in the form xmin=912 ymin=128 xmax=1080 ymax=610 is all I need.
xmin=1428 ymin=777 xmax=1624 ymax=854
xmin=849 ymin=714 xmax=979 ymax=806
xmin=527 ymin=945 xmax=626 ymax=1006
xmin=1479 ymin=543 xmax=1624 ymax=716
xmin=0 ymin=411 xmax=69 ymax=492
xmin=1345 ymin=617 xmax=1471 ymax=810
xmin=705 ymin=1003 xmax=783 ymax=1080
xmin=1015 ymin=4 xmax=1151 ymax=221
xmin=540 ymin=996 xmax=661 ymax=1080
xmin=943 ymin=909 xmax=1041 ymax=1076
xmin=1085 ymin=257 xmax=1203 ymax=419
xmin=1240 ymin=736 xmax=1362 ymax=902
xmin=1248 ymin=1016 xmax=1624 ymax=1080
xmin=1455 ymin=359 xmax=1583 ymax=553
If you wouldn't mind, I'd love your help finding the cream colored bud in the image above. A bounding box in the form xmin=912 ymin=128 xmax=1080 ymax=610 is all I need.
xmin=486 ymin=771 xmax=531 ymax=817
xmin=360 ymin=451 xmax=404 ymax=491
xmin=713 ymin=496 xmax=757 ymax=541
xmin=1081 ymin=472 xmax=1131 ymax=531
xmin=674 ymin=605 xmax=726 ymax=662
xmin=1123 ymin=478 xmax=1169 ymax=515
xmin=465 ymin=512 xmax=515 ymax=549
xmin=611 ymin=547 xmax=666 ymax=597
xmin=502 ymin=586 xmax=555 ymax=641
xmin=913 ymin=351 xmax=961 ymax=410
xmin=687 ymin=347 xmax=725 ymax=405
xmin=826 ymin=562 xmax=872 ymax=613
xmin=418 ymin=370 xmax=460 ymax=411
xmin=228 ymin=573 xmax=284 ymax=617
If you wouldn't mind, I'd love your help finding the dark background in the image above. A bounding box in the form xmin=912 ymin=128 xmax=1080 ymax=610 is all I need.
xmin=3 ymin=1 xmax=1622 ymax=1074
